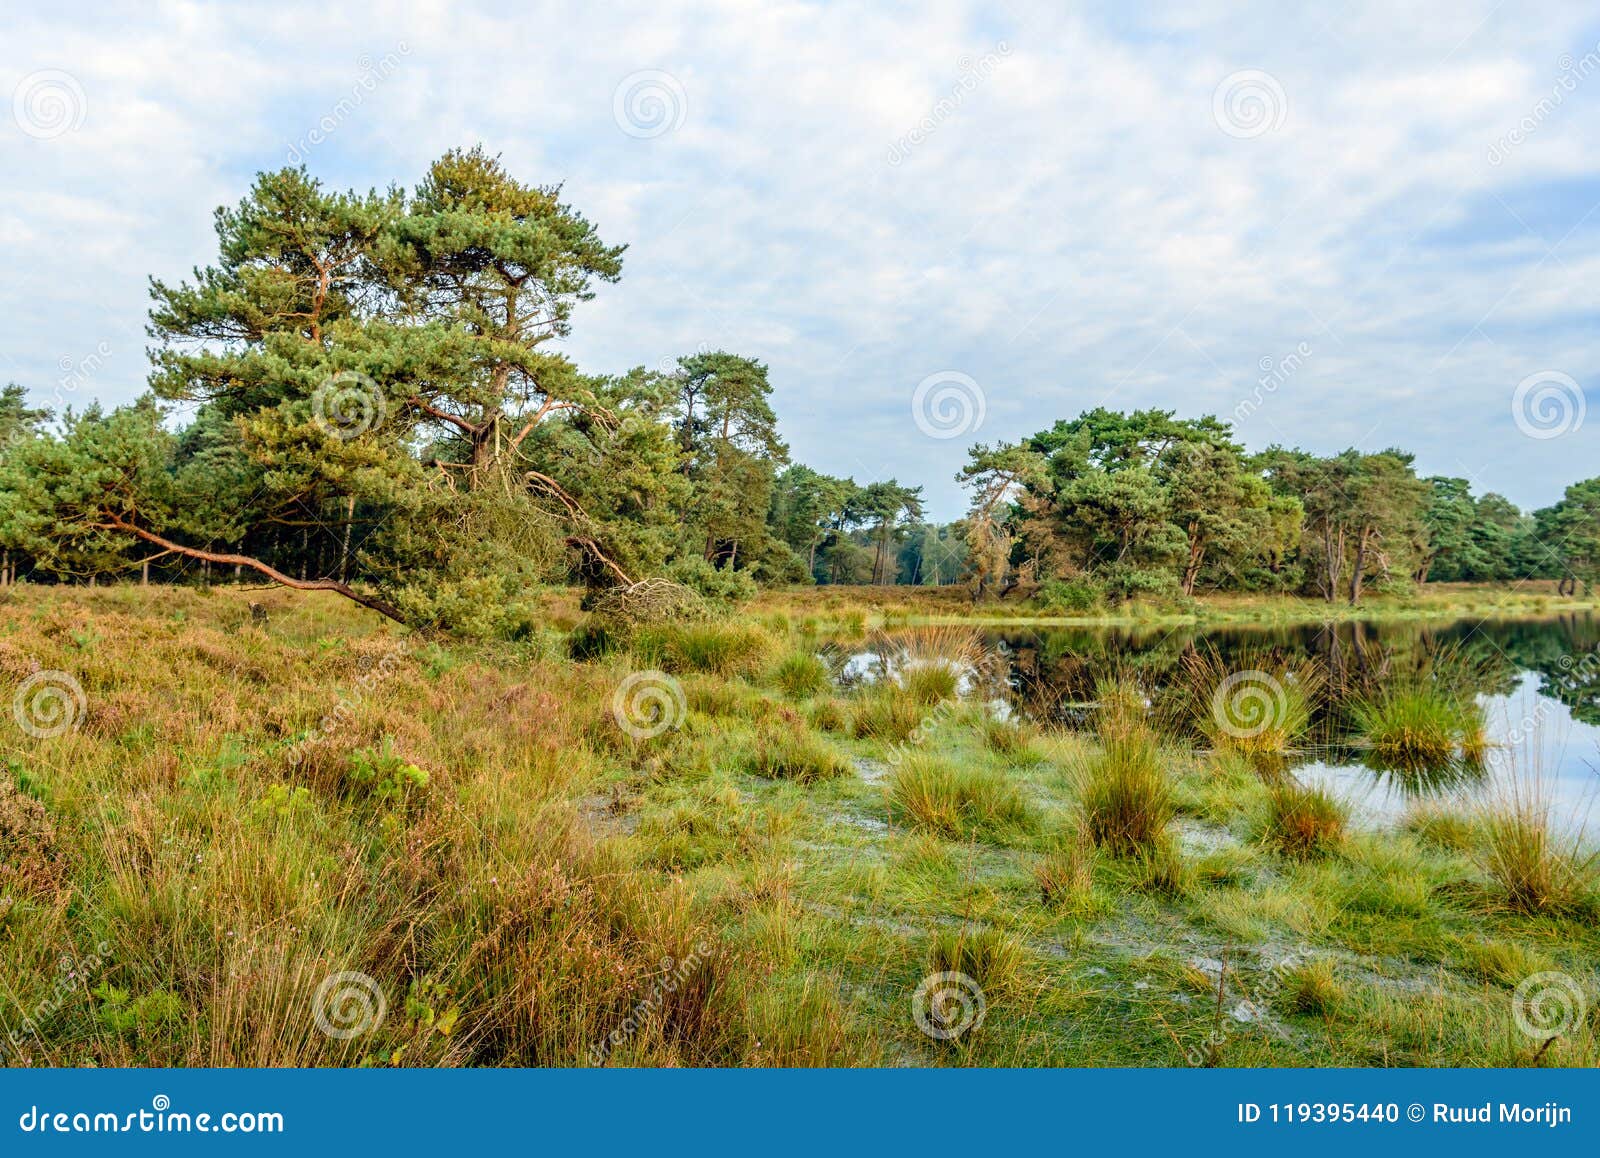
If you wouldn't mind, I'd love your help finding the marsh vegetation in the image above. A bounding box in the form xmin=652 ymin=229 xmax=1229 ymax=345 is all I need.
xmin=2 ymin=586 xmax=1597 ymax=1068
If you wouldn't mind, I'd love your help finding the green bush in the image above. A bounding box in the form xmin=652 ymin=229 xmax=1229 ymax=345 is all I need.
xmin=665 ymin=557 xmax=759 ymax=607
xmin=1034 ymin=578 xmax=1105 ymax=613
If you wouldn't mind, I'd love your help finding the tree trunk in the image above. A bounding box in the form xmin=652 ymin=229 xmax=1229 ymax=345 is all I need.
xmin=141 ymin=559 xmax=149 ymax=586
xmin=1182 ymin=532 xmax=1204 ymax=597
xmin=340 ymin=494 xmax=356 ymax=581
xmin=1348 ymin=529 xmax=1369 ymax=605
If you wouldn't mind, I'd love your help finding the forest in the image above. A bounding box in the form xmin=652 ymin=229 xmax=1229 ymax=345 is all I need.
xmin=0 ymin=149 xmax=1596 ymax=633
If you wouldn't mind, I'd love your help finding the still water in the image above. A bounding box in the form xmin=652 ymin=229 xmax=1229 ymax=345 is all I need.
xmin=869 ymin=614 xmax=1600 ymax=839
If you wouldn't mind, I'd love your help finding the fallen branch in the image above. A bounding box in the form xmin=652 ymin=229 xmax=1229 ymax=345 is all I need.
xmin=95 ymin=516 xmax=409 ymax=626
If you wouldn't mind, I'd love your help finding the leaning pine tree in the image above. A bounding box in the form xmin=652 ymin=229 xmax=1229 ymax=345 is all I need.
xmin=1 ymin=149 xmax=648 ymax=632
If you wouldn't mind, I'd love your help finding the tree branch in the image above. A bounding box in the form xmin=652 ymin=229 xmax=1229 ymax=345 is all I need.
xmin=95 ymin=515 xmax=410 ymax=626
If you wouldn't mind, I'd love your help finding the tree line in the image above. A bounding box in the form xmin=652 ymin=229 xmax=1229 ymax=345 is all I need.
xmin=0 ymin=151 xmax=1594 ymax=630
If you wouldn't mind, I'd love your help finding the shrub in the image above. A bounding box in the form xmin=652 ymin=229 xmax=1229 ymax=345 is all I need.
xmin=1034 ymin=578 xmax=1104 ymax=613
xmin=1262 ymin=779 xmax=1346 ymax=859
xmin=664 ymin=557 xmax=759 ymax=607
xmin=1079 ymin=731 xmax=1172 ymax=855
xmin=886 ymin=753 xmax=1032 ymax=840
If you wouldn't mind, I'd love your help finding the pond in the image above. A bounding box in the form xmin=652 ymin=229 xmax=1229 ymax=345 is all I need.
xmin=849 ymin=614 xmax=1600 ymax=842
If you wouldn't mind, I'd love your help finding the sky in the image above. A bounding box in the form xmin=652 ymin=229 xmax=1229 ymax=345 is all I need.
xmin=2 ymin=0 xmax=1597 ymax=521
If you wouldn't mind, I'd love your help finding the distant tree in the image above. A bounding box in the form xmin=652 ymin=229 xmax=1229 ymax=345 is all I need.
xmin=1533 ymin=478 xmax=1600 ymax=595
xmin=1160 ymin=440 xmax=1270 ymax=595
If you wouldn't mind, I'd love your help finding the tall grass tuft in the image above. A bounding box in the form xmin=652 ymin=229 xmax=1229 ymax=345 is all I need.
xmin=1261 ymin=778 xmax=1346 ymax=859
xmin=1481 ymin=753 xmax=1597 ymax=917
xmin=851 ymin=688 xmax=928 ymax=742
xmin=927 ymin=926 xmax=1026 ymax=998
xmin=632 ymin=622 xmax=775 ymax=677
xmin=980 ymin=713 xmax=1042 ymax=761
xmin=886 ymin=753 xmax=1032 ymax=840
xmin=1346 ymin=646 xmax=1488 ymax=771
xmin=1183 ymin=648 xmax=1320 ymax=757
xmin=1093 ymin=674 xmax=1149 ymax=742
xmin=744 ymin=722 xmax=851 ymax=784
xmin=769 ymin=649 xmax=831 ymax=699
xmin=1078 ymin=730 xmax=1173 ymax=856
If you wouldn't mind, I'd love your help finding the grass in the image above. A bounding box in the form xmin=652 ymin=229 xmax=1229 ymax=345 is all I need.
xmin=1077 ymin=730 xmax=1173 ymax=856
xmin=1349 ymin=677 xmax=1485 ymax=771
xmin=744 ymin=722 xmax=851 ymax=783
xmin=850 ymin=688 xmax=928 ymax=742
xmin=884 ymin=752 xmax=1033 ymax=840
xmin=1185 ymin=649 xmax=1320 ymax=757
xmin=927 ymin=926 xmax=1027 ymax=998
xmin=631 ymin=622 xmax=776 ymax=677
xmin=1261 ymin=779 xmax=1347 ymax=859
xmin=768 ymin=649 xmax=831 ymax=698
xmin=1481 ymin=766 xmax=1598 ymax=918
xmin=3 ymin=582 xmax=1598 ymax=1069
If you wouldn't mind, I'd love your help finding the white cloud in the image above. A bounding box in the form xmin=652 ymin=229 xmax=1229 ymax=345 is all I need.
xmin=1 ymin=0 xmax=1597 ymax=516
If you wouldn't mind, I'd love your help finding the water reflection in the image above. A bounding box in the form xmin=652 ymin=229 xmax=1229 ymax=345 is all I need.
xmin=859 ymin=614 xmax=1600 ymax=839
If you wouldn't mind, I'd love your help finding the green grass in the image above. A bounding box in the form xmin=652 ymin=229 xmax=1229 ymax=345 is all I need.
xmin=768 ymin=649 xmax=831 ymax=698
xmin=632 ymin=622 xmax=777 ymax=677
xmin=6 ymin=583 xmax=1600 ymax=1070
xmin=743 ymin=722 xmax=851 ymax=783
xmin=850 ymin=688 xmax=928 ymax=742
xmin=1261 ymin=779 xmax=1347 ymax=859
xmin=884 ymin=752 xmax=1033 ymax=840
xmin=1349 ymin=681 xmax=1484 ymax=770
xmin=1078 ymin=730 xmax=1173 ymax=856
xmin=1185 ymin=650 xmax=1319 ymax=757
